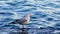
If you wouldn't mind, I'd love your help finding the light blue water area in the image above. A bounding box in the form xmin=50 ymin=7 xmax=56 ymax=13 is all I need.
xmin=0 ymin=0 xmax=60 ymax=34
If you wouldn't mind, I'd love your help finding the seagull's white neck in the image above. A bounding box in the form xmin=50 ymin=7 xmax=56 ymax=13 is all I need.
xmin=25 ymin=13 xmax=30 ymax=20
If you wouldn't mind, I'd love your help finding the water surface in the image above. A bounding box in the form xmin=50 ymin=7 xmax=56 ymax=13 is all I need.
xmin=0 ymin=0 xmax=60 ymax=34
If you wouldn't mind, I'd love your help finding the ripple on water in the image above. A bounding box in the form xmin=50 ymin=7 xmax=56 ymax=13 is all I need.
xmin=44 ymin=3 xmax=56 ymax=7
xmin=53 ymin=11 xmax=60 ymax=15
xmin=0 ymin=12 xmax=14 ymax=16
xmin=34 ymin=12 xmax=47 ymax=18
xmin=6 ymin=0 xmax=27 ymax=6
xmin=46 ymin=17 xmax=54 ymax=21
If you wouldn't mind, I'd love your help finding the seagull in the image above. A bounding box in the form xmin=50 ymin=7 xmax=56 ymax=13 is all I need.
xmin=10 ymin=13 xmax=31 ymax=28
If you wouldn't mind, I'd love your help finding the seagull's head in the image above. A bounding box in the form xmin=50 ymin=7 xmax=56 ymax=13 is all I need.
xmin=27 ymin=12 xmax=31 ymax=17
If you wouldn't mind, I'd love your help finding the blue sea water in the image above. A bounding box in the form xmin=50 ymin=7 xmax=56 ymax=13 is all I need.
xmin=0 ymin=0 xmax=60 ymax=34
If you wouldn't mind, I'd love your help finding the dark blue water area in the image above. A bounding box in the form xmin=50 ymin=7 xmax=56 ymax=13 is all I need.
xmin=0 ymin=12 xmax=14 ymax=15
xmin=0 ymin=0 xmax=60 ymax=34
xmin=42 ymin=3 xmax=60 ymax=8
xmin=6 ymin=0 xmax=27 ymax=6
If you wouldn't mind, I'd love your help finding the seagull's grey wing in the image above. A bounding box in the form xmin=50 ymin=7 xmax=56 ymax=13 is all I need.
xmin=19 ymin=19 xmax=27 ymax=24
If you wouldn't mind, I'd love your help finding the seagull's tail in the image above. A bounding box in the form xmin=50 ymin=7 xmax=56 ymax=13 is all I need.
xmin=9 ymin=19 xmax=19 ymax=24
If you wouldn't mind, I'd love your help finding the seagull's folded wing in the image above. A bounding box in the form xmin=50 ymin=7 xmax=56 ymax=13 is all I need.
xmin=19 ymin=19 xmax=27 ymax=24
